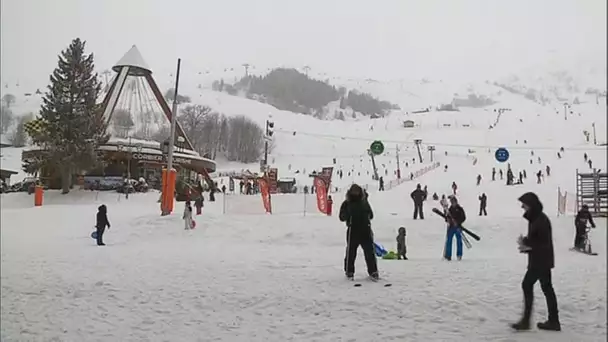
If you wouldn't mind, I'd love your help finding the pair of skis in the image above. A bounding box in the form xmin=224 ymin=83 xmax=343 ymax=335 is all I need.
xmin=431 ymin=208 xmax=481 ymax=241
xmin=348 ymin=276 xmax=392 ymax=287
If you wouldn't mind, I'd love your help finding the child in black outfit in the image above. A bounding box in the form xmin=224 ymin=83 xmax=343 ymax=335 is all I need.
xmin=397 ymin=227 xmax=408 ymax=260
xmin=95 ymin=204 xmax=111 ymax=246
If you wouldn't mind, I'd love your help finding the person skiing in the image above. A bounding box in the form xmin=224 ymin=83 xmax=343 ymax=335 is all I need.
xmin=410 ymin=184 xmax=426 ymax=220
xmin=444 ymin=196 xmax=466 ymax=261
xmin=95 ymin=204 xmax=111 ymax=246
xmin=339 ymin=184 xmax=379 ymax=280
xmin=183 ymin=201 xmax=194 ymax=230
xmin=512 ymin=192 xmax=560 ymax=331
xmin=478 ymin=193 xmax=488 ymax=216
xmin=574 ymin=204 xmax=596 ymax=250
xmin=396 ymin=227 xmax=407 ymax=260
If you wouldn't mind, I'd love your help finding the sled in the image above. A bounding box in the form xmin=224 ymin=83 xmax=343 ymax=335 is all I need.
xmin=374 ymin=242 xmax=388 ymax=257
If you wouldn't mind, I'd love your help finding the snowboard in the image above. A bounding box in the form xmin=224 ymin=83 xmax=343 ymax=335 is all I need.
xmin=569 ymin=247 xmax=598 ymax=256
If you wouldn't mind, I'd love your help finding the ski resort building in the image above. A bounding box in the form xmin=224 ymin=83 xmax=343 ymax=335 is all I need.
xmin=22 ymin=45 xmax=216 ymax=189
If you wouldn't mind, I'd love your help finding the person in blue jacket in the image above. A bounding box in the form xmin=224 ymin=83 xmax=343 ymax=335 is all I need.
xmin=444 ymin=196 xmax=466 ymax=261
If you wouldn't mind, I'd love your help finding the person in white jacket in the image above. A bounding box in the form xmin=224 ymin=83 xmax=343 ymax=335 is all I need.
xmin=183 ymin=201 xmax=194 ymax=230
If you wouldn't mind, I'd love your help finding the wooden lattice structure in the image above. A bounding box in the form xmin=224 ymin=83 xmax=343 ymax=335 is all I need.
xmin=576 ymin=169 xmax=608 ymax=217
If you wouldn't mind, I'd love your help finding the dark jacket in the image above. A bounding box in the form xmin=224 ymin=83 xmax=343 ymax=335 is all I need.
xmin=479 ymin=194 xmax=487 ymax=208
xmin=410 ymin=188 xmax=425 ymax=204
xmin=339 ymin=185 xmax=374 ymax=233
xmin=519 ymin=192 xmax=554 ymax=269
xmin=96 ymin=205 xmax=110 ymax=229
xmin=447 ymin=204 xmax=466 ymax=226
xmin=575 ymin=208 xmax=595 ymax=228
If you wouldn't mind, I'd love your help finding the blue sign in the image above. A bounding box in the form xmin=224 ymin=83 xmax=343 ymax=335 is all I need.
xmin=495 ymin=148 xmax=510 ymax=163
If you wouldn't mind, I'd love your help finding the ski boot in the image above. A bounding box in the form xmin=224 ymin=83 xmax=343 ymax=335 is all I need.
xmin=345 ymin=272 xmax=354 ymax=281
xmin=537 ymin=320 xmax=561 ymax=331
xmin=369 ymin=272 xmax=380 ymax=281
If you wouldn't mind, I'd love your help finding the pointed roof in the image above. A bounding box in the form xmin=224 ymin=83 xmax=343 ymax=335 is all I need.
xmin=112 ymin=45 xmax=152 ymax=76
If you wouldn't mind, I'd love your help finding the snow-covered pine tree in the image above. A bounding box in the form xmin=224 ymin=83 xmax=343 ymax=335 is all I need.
xmin=30 ymin=38 xmax=109 ymax=194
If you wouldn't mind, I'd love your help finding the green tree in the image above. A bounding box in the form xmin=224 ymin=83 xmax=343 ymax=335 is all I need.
xmin=29 ymin=38 xmax=109 ymax=194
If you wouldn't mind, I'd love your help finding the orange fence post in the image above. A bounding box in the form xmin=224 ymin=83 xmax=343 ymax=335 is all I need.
xmin=34 ymin=185 xmax=43 ymax=207
xmin=161 ymin=168 xmax=168 ymax=214
xmin=166 ymin=169 xmax=177 ymax=213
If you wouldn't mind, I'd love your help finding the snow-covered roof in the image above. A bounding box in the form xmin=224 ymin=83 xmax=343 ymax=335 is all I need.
xmin=112 ymin=45 xmax=151 ymax=76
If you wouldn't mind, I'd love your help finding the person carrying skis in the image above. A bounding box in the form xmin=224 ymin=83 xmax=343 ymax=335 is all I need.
xmin=339 ymin=183 xmax=379 ymax=280
xmin=444 ymin=196 xmax=466 ymax=261
xmin=574 ymin=204 xmax=595 ymax=250
xmin=410 ymin=184 xmax=426 ymax=220
xmin=512 ymin=192 xmax=560 ymax=331
xmin=95 ymin=204 xmax=111 ymax=246
xmin=183 ymin=201 xmax=194 ymax=230
xmin=478 ymin=193 xmax=488 ymax=216
xmin=396 ymin=227 xmax=407 ymax=260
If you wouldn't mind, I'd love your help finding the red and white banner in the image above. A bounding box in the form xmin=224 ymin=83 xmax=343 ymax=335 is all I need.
xmin=314 ymin=177 xmax=329 ymax=214
xmin=258 ymin=178 xmax=272 ymax=214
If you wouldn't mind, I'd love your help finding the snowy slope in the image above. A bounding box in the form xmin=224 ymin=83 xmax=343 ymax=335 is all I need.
xmin=1 ymin=69 xmax=607 ymax=341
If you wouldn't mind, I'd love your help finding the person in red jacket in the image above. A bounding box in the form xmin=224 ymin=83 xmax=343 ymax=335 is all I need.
xmin=327 ymin=195 xmax=333 ymax=216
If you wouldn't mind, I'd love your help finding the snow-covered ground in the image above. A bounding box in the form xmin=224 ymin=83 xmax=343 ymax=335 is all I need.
xmin=1 ymin=76 xmax=607 ymax=341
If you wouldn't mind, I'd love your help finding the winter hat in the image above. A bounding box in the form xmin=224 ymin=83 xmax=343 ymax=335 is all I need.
xmin=518 ymin=192 xmax=543 ymax=212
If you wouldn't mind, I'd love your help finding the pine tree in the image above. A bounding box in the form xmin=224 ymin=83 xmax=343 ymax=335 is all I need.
xmin=29 ymin=38 xmax=108 ymax=194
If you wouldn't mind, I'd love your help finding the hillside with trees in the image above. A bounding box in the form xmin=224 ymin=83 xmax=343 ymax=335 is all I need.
xmin=212 ymin=68 xmax=398 ymax=119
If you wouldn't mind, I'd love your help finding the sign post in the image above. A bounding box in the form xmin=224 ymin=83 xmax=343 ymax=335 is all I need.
xmin=495 ymin=147 xmax=510 ymax=163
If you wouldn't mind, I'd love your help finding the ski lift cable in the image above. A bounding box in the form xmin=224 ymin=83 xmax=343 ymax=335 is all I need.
xmin=274 ymin=128 xmax=594 ymax=151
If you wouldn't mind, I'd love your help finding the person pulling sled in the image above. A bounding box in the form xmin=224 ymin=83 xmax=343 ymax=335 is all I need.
xmin=339 ymin=184 xmax=379 ymax=280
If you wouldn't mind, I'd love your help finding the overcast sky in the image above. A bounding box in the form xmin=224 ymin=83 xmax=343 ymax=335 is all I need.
xmin=1 ymin=0 xmax=606 ymax=89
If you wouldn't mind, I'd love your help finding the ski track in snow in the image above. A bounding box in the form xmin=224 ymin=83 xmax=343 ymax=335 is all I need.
xmin=1 ymin=190 xmax=606 ymax=342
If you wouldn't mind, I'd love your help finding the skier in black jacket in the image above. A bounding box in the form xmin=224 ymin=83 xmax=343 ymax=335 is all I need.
xmin=574 ymin=205 xmax=596 ymax=250
xmin=410 ymin=184 xmax=426 ymax=219
xmin=512 ymin=192 xmax=560 ymax=331
xmin=478 ymin=193 xmax=487 ymax=216
xmin=95 ymin=204 xmax=111 ymax=246
xmin=339 ymin=184 xmax=379 ymax=280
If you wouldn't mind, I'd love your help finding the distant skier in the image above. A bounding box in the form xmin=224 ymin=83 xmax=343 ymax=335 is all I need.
xmin=546 ymin=165 xmax=551 ymax=177
xmin=95 ymin=204 xmax=111 ymax=246
xmin=499 ymin=169 xmax=504 ymax=180
xmin=439 ymin=194 xmax=449 ymax=215
xmin=536 ymin=170 xmax=542 ymax=184
xmin=512 ymin=192 xmax=560 ymax=331
xmin=410 ymin=184 xmax=426 ymax=220
xmin=476 ymin=174 xmax=482 ymax=186
xmin=538 ymin=157 xmax=541 ymax=164
xmin=444 ymin=196 xmax=466 ymax=261
xmin=396 ymin=227 xmax=408 ymax=260
xmin=588 ymin=159 xmax=593 ymax=169
xmin=339 ymin=184 xmax=378 ymax=280
xmin=518 ymin=171 xmax=524 ymax=184
xmin=451 ymin=181 xmax=458 ymax=195
xmin=378 ymin=177 xmax=385 ymax=191
xmin=574 ymin=205 xmax=595 ymax=250
xmin=523 ymin=170 xmax=527 ymax=179
xmin=478 ymin=193 xmax=487 ymax=216
xmin=492 ymin=167 xmax=496 ymax=181
xmin=584 ymin=153 xmax=588 ymax=162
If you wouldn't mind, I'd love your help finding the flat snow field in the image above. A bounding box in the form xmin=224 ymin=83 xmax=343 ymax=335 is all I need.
xmin=1 ymin=191 xmax=606 ymax=342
